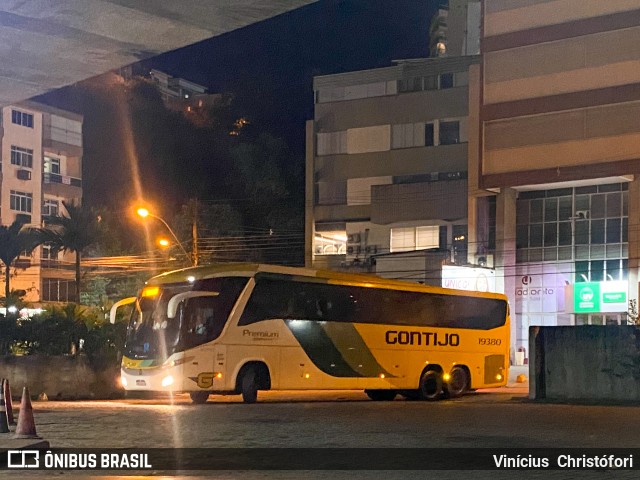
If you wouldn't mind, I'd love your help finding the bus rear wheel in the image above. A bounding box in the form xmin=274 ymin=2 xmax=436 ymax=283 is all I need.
xmin=419 ymin=370 xmax=443 ymax=400
xmin=365 ymin=389 xmax=397 ymax=401
xmin=444 ymin=366 xmax=469 ymax=398
xmin=190 ymin=391 xmax=210 ymax=404
xmin=241 ymin=367 xmax=259 ymax=404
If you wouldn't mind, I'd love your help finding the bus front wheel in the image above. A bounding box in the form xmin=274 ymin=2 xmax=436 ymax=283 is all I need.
xmin=419 ymin=370 xmax=443 ymax=400
xmin=365 ymin=389 xmax=397 ymax=401
xmin=241 ymin=367 xmax=259 ymax=404
xmin=444 ymin=366 xmax=469 ymax=398
xmin=190 ymin=391 xmax=210 ymax=404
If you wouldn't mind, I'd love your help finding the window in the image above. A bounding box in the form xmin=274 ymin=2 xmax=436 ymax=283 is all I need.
xmin=11 ymin=109 xmax=33 ymax=128
xmin=439 ymin=73 xmax=454 ymax=89
xmin=10 ymin=146 xmax=33 ymax=168
xmin=439 ymin=121 xmax=460 ymax=145
xmin=416 ymin=226 xmax=439 ymax=249
xmin=316 ymin=131 xmax=347 ymax=156
xmin=398 ymin=77 xmax=422 ymax=93
xmin=390 ymin=226 xmax=439 ymax=252
xmin=10 ymin=191 xmax=32 ymax=213
xmin=425 ymin=123 xmax=435 ymax=147
xmin=239 ymin=277 xmax=508 ymax=330
xmin=44 ymin=156 xmax=61 ymax=174
xmin=43 ymin=199 xmax=60 ymax=217
xmin=42 ymin=278 xmax=77 ymax=302
xmin=41 ymin=244 xmax=58 ymax=260
xmin=391 ymin=123 xmax=424 ymax=149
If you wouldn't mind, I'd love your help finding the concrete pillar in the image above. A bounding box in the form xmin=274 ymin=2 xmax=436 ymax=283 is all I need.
xmin=496 ymin=187 xmax=517 ymax=360
xmin=304 ymin=120 xmax=315 ymax=268
xmin=467 ymin=196 xmax=478 ymax=264
xmin=627 ymin=179 xmax=640 ymax=322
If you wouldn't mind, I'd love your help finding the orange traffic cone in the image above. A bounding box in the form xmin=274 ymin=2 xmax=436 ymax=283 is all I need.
xmin=3 ymin=379 xmax=15 ymax=425
xmin=0 ymin=379 xmax=9 ymax=433
xmin=14 ymin=387 xmax=40 ymax=439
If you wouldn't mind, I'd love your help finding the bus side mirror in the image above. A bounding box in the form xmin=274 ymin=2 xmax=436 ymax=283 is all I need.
xmin=109 ymin=297 xmax=136 ymax=324
xmin=167 ymin=291 xmax=220 ymax=319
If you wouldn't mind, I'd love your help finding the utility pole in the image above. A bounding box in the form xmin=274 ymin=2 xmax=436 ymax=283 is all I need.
xmin=192 ymin=199 xmax=199 ymax=266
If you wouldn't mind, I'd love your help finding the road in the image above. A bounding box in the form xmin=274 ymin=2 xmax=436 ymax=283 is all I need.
xmin=5 ymin=387 xmax=639 ymax=480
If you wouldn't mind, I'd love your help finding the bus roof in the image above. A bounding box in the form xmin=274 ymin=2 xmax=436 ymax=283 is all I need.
xmin=145 ymin=263 xmax=508 ymax=302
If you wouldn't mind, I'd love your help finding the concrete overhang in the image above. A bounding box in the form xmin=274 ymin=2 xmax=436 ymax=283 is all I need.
xmin=513 ymin=175 xmax=634 ymax=192
xmin=0 ymin=0 xmax=317 ymax=106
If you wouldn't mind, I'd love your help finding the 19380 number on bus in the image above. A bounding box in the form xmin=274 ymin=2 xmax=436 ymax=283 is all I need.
xmin=478 ymin=338 xmax=501 ymax=346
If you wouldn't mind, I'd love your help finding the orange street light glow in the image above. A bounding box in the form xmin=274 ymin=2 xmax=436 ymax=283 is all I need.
xmin=158 ymin=238 xmax=170 ymax=248
xmin=137 ymin=207 xmax=150 ymax=218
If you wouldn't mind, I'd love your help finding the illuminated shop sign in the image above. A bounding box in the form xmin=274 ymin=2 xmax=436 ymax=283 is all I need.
xmin=441 ymin=265 xmax=496 ymax=292
xmin=572 ymin=281 xmax=627 ymax=313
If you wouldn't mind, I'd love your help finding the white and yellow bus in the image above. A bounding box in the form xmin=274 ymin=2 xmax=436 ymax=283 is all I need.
xmin=111 ymin=263 xmax=510 ymax=403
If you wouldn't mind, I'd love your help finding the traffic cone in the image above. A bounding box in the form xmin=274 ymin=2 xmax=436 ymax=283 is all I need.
xmin=3 ymin=379 xmax=15 ymax=425
xmin=0 ymin=379 xmax=9 ymax=433
xmin=14 ymin=387 xmax=40 ymax=439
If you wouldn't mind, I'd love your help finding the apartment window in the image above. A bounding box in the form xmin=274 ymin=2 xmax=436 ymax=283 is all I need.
xmin=439 ymin=73 xmax=454 ymax=89
xmin=44 ymin=156 xmax=61 ymax=174
xmin=41 ymin=244 xmax=57 ymax=260
xmin=11 ymin=109 xmax=33 ymax=128
xmin=42 ymin=278 xmax=77 ymax=302
xmin=390 ymin=226 xmax=439 ymax=252
xmin=392 ymin=123 xmax=424 ymax=149
xmin=43 ymin=199 xmax=60 ymax=217
xmin=398 ymin=77 xmax=422 ymax=93
xmin=317 ymin=131 xmax=347 ymax=156
xmin=10 ymin=146 xmax=33 ymax=168
xmin=10 ymin=190 xmax=32 ymax=213
xmin=425 ymin=123 xmax=435 ymax=147
xmin=439 ymin=121 xmax=460 ymax=145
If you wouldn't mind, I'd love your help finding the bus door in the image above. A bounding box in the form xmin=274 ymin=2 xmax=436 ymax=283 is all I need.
xmin=180 ymin=297 xmax=220 ymax=392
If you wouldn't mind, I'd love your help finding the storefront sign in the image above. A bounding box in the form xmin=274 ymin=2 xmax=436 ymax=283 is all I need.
xmin=571 ymin=281 xmax=627 ymax=313
xmin=441 ymin=265 xmax=496 ymax=292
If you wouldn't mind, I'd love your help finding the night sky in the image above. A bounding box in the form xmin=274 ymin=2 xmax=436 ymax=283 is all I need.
xmin=148 ymin=0 xmax=437 ymax=154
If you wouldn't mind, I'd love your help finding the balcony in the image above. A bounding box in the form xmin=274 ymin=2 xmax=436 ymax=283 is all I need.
xmin=371 ymin=179 xmax=468 ymax=224
xmin=43 ymin=172 xmax=82 ymax=197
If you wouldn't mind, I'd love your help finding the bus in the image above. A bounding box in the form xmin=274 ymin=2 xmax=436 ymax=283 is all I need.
xmin=111 ymin=263 xmax=510 ymax=403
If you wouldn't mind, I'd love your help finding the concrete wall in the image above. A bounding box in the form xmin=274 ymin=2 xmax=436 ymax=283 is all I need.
xmin=0 ymin=355 xmax=122 ymax=400
xmin=530 ymin=326 xmax=640 ymax=402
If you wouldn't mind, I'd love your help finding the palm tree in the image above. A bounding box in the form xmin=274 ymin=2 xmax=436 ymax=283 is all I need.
xmin=40 ymin=201 xmax=103 ymax=303
xmin=0 ymin=220 xmax=41 ymax=306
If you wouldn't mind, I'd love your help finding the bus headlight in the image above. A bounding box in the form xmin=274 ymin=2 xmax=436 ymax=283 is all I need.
xmin=161 ymin=375 xmax=174 ymax=387
xmin=120 ymin=375 xmax=128 ymax=388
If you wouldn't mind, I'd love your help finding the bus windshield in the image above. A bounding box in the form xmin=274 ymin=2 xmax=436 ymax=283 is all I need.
xmin=124 ymin=285 xmax=190 ymax=361
xmin=123 ymin=277 xmax=250 ymax=361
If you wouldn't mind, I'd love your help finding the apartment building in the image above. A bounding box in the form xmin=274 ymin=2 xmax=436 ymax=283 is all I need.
xmin=0 ymin=101 xmax=82 ymax=303
xmin=469 ymin=0 xmax=640 ymax=357
xmin=305 ymin=54 xmax=479 ymax=280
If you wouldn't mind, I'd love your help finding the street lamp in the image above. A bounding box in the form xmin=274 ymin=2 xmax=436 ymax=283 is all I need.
xmin=136 ymin=207 xmax=194 ymax=266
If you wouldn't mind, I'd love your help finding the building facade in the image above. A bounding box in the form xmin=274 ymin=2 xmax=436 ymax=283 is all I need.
xmin=0 ymin=101 xmax=82 ymax=303
xmin=469 ymin=0 xmax=640 ymax=358
xmin=305 ymin=55 xmax=479 ymax=280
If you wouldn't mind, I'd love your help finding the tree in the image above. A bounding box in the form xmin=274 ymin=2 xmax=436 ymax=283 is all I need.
xmin=0 ymin=220 xmax=41 ymax=306
xmin=40 ymin=201 xmax=103 ymax=303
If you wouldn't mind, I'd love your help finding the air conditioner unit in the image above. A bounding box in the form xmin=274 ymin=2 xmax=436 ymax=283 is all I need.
xmin=17 ymin=169 xmax=31 ymax=180
xmin=476 ymin=254 xmax=494 ymax=268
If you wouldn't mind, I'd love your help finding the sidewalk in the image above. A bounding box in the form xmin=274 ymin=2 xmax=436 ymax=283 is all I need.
xmin=507 ymin=364 xmax=529 ymax=388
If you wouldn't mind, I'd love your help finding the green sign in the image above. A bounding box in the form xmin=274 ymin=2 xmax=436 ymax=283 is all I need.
xmin=574 ymin=282 xmax=600 ymax=313
xmin=572 ymin=281 xmax=628 ymax=313
xmin=603 ymin=291 xmax=626 ymax=303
